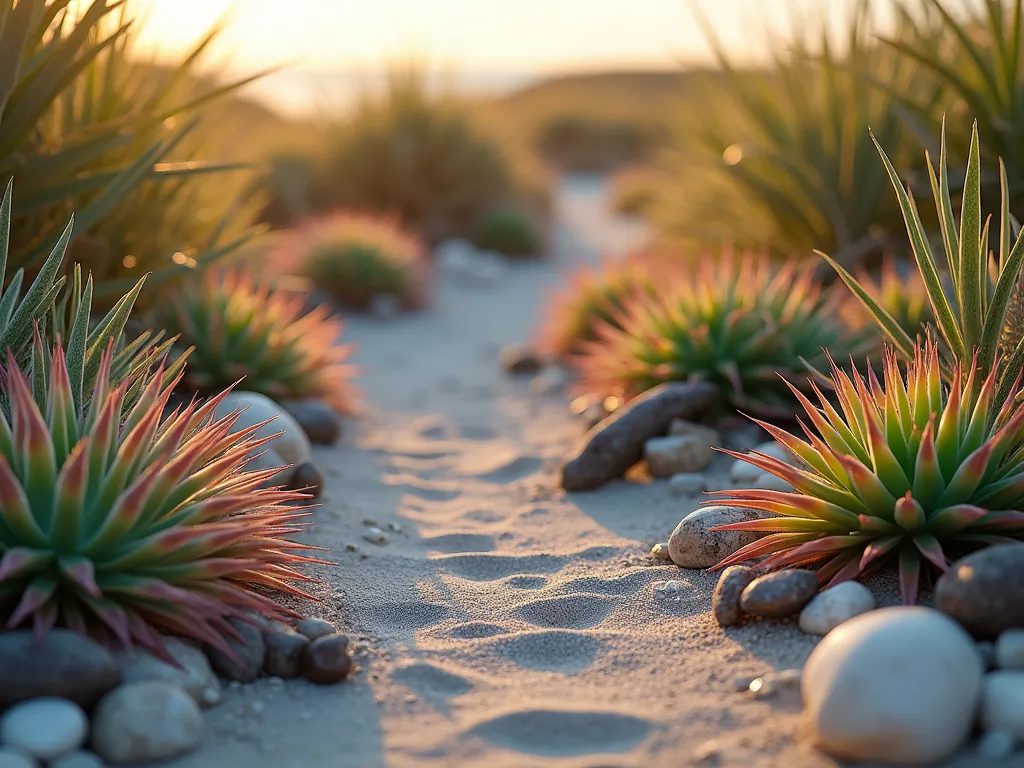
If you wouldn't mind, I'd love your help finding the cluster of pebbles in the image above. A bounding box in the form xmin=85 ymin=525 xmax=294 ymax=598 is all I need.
xmin=0 ymin=616 xmax=353 ymax=767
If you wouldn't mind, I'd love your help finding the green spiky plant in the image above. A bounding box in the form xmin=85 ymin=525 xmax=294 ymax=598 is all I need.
xmin=3 ymin=0 xmax=268 ymax=305
xmin=821 ymin=120 xmax=1024 ymax=407
xmin=0 ymin=181 xmax=185 ymax=416
xmin=574 ymin=250 xmax=860 ymax=417
xmin=712 ymin=340 xmax=1024 ymax=604
xmin=537 ymin=257 xmax=657 ymax=360
xmin=0 ymin=335 xmax=321 ymax=653
xmin=295 ymin=213 xmax=430 ymax=312
xmin=165 ymin=270 xmax=359 ymax=415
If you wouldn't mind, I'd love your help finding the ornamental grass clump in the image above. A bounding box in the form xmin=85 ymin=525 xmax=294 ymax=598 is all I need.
xmin=165 ymin=270 xmax=359 ymax=414
xmin=296 ymin=213 xmax=430 ymax=312
xmin=0 ymin=336 xmax=322 ymax=654
xmin=713 ymin=340 xmax=1024 ymax=605
xmin=573 ymin=250 xmax=858 ymax=417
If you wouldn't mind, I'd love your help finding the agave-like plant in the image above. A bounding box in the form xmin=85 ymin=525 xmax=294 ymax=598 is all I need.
xmin=0 ymin=336 xmax=321 ymax=653
xmin=821 ymin=121 xmax=1024 ymax=406
xmin=574 ymin=250 xmax=858 ymax=417
xmin=712 ymin=340 xmax=1024 ymax=604
xmin=165 ymin=271 xmax=359 ymax=415
xmin=0 ymin=182 xmax=185 ymax=415
xmin=537 ymin=257 xmax=656 ymax=360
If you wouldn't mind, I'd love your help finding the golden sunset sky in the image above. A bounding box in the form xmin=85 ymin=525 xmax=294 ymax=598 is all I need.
xmin=130 ymin=0 xmax=892 ymax=71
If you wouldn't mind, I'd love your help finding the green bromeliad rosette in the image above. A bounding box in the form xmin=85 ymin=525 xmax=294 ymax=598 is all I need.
xmin=712 ymin=339 xmax=1024 ymax=605
xmin=0 ymin=335 xmax=323 ymax=655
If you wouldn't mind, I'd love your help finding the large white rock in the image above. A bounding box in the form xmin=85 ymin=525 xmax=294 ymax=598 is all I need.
xmin=802 ymin=606 xmax=983 ymax=764
xmin=91 ymin=682 xmax=203 ymax=765
xmin=117 ymin=637 xmax=221 ymax=707
xmin=214 ymin=391 xmax=312 ymax=467
xmin=981 ymin=671 xmax=1024 ymax=738
xmin=667 ymin=506 xmax=764 ymax=569
xmin=729 ymin=458 xmax=762 ymax=483
xmin=0 ymin=698 xmax=87 ymax=760
xmin=798 ymin=581 xmax=876 ymax=636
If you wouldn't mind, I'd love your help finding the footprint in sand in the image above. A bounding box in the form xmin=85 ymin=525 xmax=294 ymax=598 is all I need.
xmin=513 ymin=594 xmax=617 ymax=629
xmin=392 ymin=661 xmax=475 ymax=702
xmin=468 ymin=710 xmax=650 ymax=757
xmin=452 ymin=443 xmax=543 ymax=483
xmin=422 ymin=533 xmax=496 ymax=554
xmin=489 ymin=631 xmax=603 ymax=674
xmin=558 ymin=571 xmax=653 ymax=596
xmin=502 ymin=575 xmax=548 ymax=590
xmin=434 ymin=553 xmax=564 ymax=581
xmin=448 ymin=622 xmax=509 ymax=639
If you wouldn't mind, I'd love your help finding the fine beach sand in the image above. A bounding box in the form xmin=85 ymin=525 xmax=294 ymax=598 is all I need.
xmin=168 ymin=177 xmax=978 ymax=768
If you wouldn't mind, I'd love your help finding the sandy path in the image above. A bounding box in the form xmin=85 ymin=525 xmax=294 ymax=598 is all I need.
xmin=170 ymin=176 xmax=837 ymax=768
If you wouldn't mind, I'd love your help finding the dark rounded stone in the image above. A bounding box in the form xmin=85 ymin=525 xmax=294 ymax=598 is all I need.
xmin=713 ymin=566 xmax=756 ymax=627
xmin=301 ymin=634 xmax=353 ymax=684
xmin=500 ymin=344 xmax=545 ymax=375
xmin=559 ymin=381 xmax=718 ymax=492
xmin=740 ymin=570 xmax=819 ymax=619
xmin=289 ymin=462 xmax=324 ymax=498
xmin=206 ymin=618 xmax=266 ymax=682
xmin=936 ymin=544 xmax=1024 ymax=638
xmin=262 ymin=625 xmax=309 ymax=679
xmin=0 ymin=630 xmax=121 ymax=710
xmin=281 ymin=399 xmax=343 ymax=445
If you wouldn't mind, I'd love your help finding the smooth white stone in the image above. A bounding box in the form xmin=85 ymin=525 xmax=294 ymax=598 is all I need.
xmin=996 ymin=629 xmax=1024 ymax=669
xmin=802 ymin=606 xmax=983 ymax=764
xmin=798 ymin=581 xmax=877 ymax=636
xmin=90 ymin=682 xmax=203 ymax=765
xmin=0 ymin=698 xmax=87 ymax=760
xmin=118 ymin=637 xmax=221 ymax=708
xmin=981 ymin=671 xmax=1024 ymax=738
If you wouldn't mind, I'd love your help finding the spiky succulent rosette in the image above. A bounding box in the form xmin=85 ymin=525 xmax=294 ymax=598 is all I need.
xmin=537 ymin=257 xmax=656 ymax=360
xmin=166 ymin=271 xmax=359 ymax=415
xmin=574 ymin=250 xmax=856 ymax=416
xmin=0 ymin=337 xmax=323 ymax=655
xmin=843 ymin=258 xmax=934 ymax=346
xmin=712 ymin=340 xmax=1024 ymax=604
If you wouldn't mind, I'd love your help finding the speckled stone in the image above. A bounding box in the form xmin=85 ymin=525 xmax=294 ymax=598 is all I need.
xmin=741 ymin=570 xmax=819 ymax=619
xmin=713 ymin=566 xmax=756 ymax=627
xmin=668 ymin=506 xmax=765 ymax=569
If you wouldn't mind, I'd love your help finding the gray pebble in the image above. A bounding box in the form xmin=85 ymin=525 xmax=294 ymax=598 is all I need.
xmin=90 ymin=682 xmax=203 ymax=765
xmin=667 ymin=472 xmax=705 ymax=496
xmin=50 ymin=752 xmax=105 ymax=768
xmin=978 ymin=730 xmax=1016 ymax=761
xmin=649 ymin=543 xmax=672 ymax=561
xmin=713 ymin=566 xmax=756 ymax=627
xmin=997 ymin=630 xmax=1024 ymax=669
xmin=741 ymin=570 xmax=819 ymax=619
xmin=280 ymin=399 xmax=343 ymax=445
xmin=296 ymin=618 xmax=336 ymax=641
xmin=0 ymin=749 xmax=37 ymax=768
xmin=263 ymin=627 xmax=310 ymax=679
xmin=206 ymin=618 xmax=266 ymax=683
